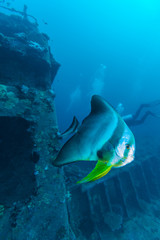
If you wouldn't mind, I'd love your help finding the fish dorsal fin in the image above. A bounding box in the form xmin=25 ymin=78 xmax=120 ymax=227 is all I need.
xmin=91 ymin=95 xmax=113 ymax=115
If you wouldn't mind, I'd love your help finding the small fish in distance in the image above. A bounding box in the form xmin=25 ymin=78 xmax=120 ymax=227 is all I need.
xmin=53 ymin=95 xmax=135 ymax=184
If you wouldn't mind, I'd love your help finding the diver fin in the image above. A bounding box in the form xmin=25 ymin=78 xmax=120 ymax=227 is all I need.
xmin=60 ymin=116 xmax=80 ymax=138
xmin=77 ymin=160 xmax=112 ymax=184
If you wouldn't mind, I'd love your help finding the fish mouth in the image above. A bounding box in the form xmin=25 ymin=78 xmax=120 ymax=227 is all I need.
xmin=122 ymin=155 xmax=134 ymax=164
xmin=115 ymin=147 xmax=135 ymax=164
xmin=115 ymin=155 xmax=134 ymax=168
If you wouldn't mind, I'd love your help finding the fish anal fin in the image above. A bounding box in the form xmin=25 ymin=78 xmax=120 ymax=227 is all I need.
xmin=77 ymin=160 xmax=112 ymax=184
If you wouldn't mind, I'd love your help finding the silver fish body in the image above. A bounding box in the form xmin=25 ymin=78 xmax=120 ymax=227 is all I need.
xmin=53 ymin=95 xmax=135 ymax=183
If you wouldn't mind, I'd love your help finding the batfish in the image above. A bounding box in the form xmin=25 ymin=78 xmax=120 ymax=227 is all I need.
xmin=53 ymin=95 xmax=135 ymax=184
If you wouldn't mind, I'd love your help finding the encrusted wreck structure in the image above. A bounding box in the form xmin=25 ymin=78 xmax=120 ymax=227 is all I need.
xmin=0 ymin=11 xmax=74 ymax=240
xmin=0 ymin=9 xmax=160 ymax=240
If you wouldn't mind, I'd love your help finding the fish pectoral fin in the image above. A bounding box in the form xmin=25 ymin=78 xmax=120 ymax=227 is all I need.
xmin=77 ymin=160 xmax=112 ymax=184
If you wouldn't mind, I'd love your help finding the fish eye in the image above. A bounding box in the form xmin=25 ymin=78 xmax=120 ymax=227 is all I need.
xmin=126 ymin=144 xmax=130 ymax=150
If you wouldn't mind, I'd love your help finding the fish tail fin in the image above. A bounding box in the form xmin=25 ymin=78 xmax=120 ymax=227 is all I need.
xmin=77 ymin=160 xmax=112 ymax=184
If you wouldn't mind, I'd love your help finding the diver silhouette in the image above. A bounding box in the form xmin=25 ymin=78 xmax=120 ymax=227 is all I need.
xmin=117 ymin=100 xmax=160 ymax=127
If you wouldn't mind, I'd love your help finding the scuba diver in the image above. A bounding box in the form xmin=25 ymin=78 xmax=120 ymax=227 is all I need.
xmin=116 ymin=100 xmax=160 ymax=127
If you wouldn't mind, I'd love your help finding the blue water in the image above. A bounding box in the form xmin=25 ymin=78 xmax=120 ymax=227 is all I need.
xmin=5 ymin=0 xmax=160 ymax=136
xmin=1 ymin=1 xmax=160 ymax=239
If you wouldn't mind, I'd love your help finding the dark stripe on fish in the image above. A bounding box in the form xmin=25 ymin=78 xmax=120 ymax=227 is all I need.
xmin=108 ymin=113 xmax=125 ymax=148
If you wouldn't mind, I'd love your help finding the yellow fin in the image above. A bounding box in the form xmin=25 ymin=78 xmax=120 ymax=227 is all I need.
xmin=77 ymin=160 xmax=112 ymax=184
